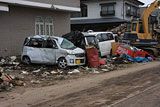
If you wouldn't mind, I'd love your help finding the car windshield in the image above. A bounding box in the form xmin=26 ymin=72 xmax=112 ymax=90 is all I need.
xmin=60 ymin=39 xmax=76 ymax=49
xmin=86 ymin=36 xmax=97 ymax=45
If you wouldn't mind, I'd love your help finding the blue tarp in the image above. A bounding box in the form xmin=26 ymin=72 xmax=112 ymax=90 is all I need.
xmin=121 ymin=54 xmax=149 ymax=63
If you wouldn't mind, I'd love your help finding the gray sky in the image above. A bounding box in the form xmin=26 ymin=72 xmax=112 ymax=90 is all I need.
xmin=139 ymin=0 xmax=155 ymax=6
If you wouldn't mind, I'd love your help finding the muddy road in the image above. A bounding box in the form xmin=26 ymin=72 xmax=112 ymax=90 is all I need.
xmin=0 ymin=62 xmax=160 ymax=107
xmin=112 ymin=83 xmax=160 ymax=107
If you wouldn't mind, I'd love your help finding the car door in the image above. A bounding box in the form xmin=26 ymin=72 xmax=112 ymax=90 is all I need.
xmin=41 ymin=39 xmax=58 ymax=64
xmin=105 ymin=33 xmax=115 ymax=55
xmin=97 ymin=33 xmax=114 ymax=56
xmin=26 ymin=38 xmax=44 ymax=63
xmin=96 ymin=33 xmax=108 ymax=56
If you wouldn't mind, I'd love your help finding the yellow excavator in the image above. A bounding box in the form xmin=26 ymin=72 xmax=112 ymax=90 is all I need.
xmin=123 ymin=0 xmax=160 ymax=56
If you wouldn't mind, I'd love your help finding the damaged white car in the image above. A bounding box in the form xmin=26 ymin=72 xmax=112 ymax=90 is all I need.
xmin=21 ymin=35 xmax=85 ymax=68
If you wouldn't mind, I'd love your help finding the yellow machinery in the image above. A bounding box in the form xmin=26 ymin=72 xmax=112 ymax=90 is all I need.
xmin=131 ymin=0 xmax=160 ymax=40
xmin=124 ymin=0 xmax=160 ymax=56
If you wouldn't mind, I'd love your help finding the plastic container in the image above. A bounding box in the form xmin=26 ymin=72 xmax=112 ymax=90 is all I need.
xmin=86 ymin=47 xmax=100 ymax=67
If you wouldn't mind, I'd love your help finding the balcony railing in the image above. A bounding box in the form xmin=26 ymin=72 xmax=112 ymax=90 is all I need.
xmin=100 ymin=10 xmax=115 ymax=16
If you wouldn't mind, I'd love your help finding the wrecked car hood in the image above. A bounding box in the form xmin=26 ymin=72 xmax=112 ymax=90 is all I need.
xmin=66 ymin=48 xmax=85 ymax=55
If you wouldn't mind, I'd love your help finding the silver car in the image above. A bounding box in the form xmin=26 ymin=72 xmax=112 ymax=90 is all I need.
xmin=21 ymin=35 xmax=85 ymax=68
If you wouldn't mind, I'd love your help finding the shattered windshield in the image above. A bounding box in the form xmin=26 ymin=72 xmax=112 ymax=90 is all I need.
xmin=60 ymin=39 xmax=76 ymax=49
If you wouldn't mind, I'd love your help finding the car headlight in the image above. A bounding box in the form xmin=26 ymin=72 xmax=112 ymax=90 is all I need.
xmin=70 ymin=59 xmax=74 ymax=63
xmin=75 ymin=53 xmax=85 ymax=57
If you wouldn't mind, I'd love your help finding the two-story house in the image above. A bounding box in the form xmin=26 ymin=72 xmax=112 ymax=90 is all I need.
xmin=71 ymin=0 xmax=144 ymax=31
xmin=0 ymin=0 xmax=80 ymax=56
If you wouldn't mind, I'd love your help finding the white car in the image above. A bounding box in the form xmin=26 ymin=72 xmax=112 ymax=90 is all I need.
xmin=21 ymin=35 xmax=85 ymax=68
xmin=83 ymin=32 xmax=115 ymax=57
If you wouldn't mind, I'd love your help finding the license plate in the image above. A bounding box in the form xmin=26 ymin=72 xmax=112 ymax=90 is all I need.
xmin=76 ymin=59 xmax=81 ymax=64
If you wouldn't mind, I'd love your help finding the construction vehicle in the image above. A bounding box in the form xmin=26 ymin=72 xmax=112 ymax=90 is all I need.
xmin=123 ymin=0 xmax=160 ymax=56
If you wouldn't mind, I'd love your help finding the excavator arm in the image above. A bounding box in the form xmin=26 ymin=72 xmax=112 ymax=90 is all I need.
xmin=141 ymin=0 xmax=160 ymax=34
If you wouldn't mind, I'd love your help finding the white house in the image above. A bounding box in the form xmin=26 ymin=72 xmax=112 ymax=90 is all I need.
xmin=71 ymin=0 xmax=144 ymax=31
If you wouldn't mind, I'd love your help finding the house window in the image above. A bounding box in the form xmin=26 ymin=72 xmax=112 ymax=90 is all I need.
xmin=100 ymin=3 xmax=116 ymax=16
xmin=126 ymin=4 xmax=131 ymax=16
xmin=81 ymin=3 xmax=88 ymax=17
xmin=35 ymin=17 xmax=44 ymax=35
xmin=126 ymin=4 xmax=139 ymax=18
xmin=137 ymin=8 xmax=140 ymax=17
xmin=45 ymin=17 xmax=53 ymax=36
xmin=131 ymin=6 xmax=136 ymax=16
xmin=70 ymin=3 xmax=87 ymax=18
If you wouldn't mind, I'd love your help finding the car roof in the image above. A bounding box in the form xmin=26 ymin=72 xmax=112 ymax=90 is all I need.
xmin=27 ymin=35 xmax=64 ymax=45
xmin=82 ymin=32 xmax=113 ymax=37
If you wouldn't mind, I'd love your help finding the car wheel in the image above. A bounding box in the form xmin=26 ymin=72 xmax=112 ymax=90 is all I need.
xmin=23 ymin=56 xmax=31 ymax=65
xmin=58 ymin=58 xmax=67 ymax=69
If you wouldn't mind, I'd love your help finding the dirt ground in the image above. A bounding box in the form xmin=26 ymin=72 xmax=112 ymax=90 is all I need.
xmin=0 ymin=61 xmax=160 ymax=107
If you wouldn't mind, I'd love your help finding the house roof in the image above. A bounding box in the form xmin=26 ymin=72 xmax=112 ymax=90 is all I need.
xmin=71 ymin=17 xmax=127 ymax=25
xmin=81 ymin=0 xmax=144 ymax=5
xmin=0 ymin=0 xmax=80 ymax=12
xmin=128 ymin=0 xmax=144 ymax=5
xmin=133 ymin=0 xmax=144 ymax=5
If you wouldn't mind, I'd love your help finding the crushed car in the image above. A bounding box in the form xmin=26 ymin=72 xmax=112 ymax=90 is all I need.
xmin=83 ymin=31 xmax=115 ymax=57
xmin=62 ymin=31 xmax=115 ymax=57
xmin=21 ymin=35 xmax=86 ymax=68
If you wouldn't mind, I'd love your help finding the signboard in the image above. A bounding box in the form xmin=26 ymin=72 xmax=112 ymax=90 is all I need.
xmin=116 ymin=45 xmax=134 ymax=57
xmin=116 ymin=45 xmax=146 ymax=58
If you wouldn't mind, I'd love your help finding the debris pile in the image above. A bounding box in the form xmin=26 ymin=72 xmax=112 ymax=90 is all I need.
xmin=0 ymin=56 xmax=20 ymax=66
xmin=0 ymin=72 xmax=26 ymax=91
xmin=0 ymin=44 xmax=156 ymax=92
xmin=116 ymin=44 xmax=156 ymax=61
xmin=108 ymin=23 xmax=127 ymax=34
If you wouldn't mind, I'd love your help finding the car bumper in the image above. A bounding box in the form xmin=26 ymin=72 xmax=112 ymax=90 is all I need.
xmin=66 ymin=55 xmax=85 ymax=66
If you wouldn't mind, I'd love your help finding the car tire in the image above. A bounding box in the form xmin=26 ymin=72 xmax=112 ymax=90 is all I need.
xmin=58 ymin=58 xmax=67 ymax=69
xmin=22 ymin=56 xmax=31 ymax=65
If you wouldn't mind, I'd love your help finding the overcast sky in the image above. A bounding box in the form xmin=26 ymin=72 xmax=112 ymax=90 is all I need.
xmin=139 ymin=0 xmax=155 ymax=6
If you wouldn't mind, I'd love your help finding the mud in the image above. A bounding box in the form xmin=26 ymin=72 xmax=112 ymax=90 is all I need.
xmin=0 ymin=61 xmax=160 ymax=107
xmin=31 ymin=66 xmax=160 ymax=107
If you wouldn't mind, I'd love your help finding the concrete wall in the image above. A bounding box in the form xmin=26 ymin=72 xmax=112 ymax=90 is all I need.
xmin=26 ymin=0 xmax=80 ymax=8
xmin=0 ymin=5 xmax=70 ymax=56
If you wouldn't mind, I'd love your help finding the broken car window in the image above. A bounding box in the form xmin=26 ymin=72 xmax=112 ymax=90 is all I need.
xmin=101 ymin=33 xmax=108 ymax=41
xmin=44 ymin=40 xmax=57 ymax=49
xmin=23 ymin=38 xmax=30 ymax=46
xmin=97 ymin=33 xmax=114 ymax=42
xmin=60 ymin=39 xmax=76 ymax=49
xmin=86 ymin=36 xmax=97 ymax=45
xmin=97 ymin=34 xmax=103 ymax=42
xmin=26 ymin=38 xmax=43 ymax=48
xmin=107 ymin=33 xmax=114 ymax=40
